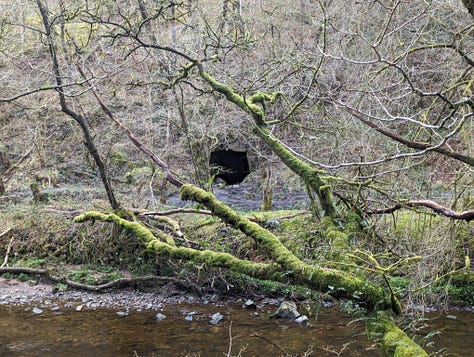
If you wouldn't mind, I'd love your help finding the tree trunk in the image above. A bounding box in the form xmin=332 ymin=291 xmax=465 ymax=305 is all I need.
xmin=0 ymin=144 xmax=8 ymax=196
xmin=35 ymin=0 xmax=120 ymax=210
xmin=260 ymin=166 xmax=273 ymax=211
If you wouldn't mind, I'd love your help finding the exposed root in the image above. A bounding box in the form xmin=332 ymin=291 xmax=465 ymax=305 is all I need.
xmin=0 ymin=266 xmax=177 ymax=292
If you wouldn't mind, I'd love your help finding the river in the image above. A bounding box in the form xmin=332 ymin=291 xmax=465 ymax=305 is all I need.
xmin=0 ymin=302 xmax=472 ymax=356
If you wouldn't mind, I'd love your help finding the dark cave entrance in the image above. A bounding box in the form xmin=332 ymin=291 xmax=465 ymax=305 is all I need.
xmin=209 ymin=150 xmax=251 ymax=185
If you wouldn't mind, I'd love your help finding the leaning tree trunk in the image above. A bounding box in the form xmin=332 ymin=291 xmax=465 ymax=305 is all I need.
xmin=74 ymin=183 xmax=426 ymax=356
xmin=36 ymin=0 xmax=120 ymax=210
xmin=198 ymin=70 xmax=338 ymax=219
xmin=192 ymin=68 xmax=430 ymax=355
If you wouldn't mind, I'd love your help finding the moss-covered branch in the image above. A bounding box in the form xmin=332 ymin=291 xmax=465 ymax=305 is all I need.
xmin=73 ymin=211 xmax=280 ymax=278
xmin=74 ymin=211 xmax=176 ymax=247
xmin=367 ymin=312 xmax=428 ymax=357
xmin=198 ymin=69 xmax=338 ymax=218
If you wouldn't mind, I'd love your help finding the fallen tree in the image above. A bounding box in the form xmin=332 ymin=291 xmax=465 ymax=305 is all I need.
xmin=72 ymin=183 xmax=426 ymax=355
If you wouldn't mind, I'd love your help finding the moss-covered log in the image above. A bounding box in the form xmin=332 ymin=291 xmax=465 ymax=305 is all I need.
xmin=73 ymin=211 xmax=280 ymax=278
xmin=367 ymin=312 xmax=428 ymax=357
xmin=74 ymin=211 xmax=176 ymax=247
xmin=180 ymin=184 xmax=393 ymax=311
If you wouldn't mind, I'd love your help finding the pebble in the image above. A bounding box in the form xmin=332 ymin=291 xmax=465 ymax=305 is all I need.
xmin=156 ymin=313 xmax=167 ymax=321
xmin=243 ymin=299 xmax=256 ymax=309
xmin=116 ymin=311 xmax=128 ymax=317
xmin=295 ymin=315 xmax=309 ymax=326
xmin=32 ymin=307 xmax=43 ymax=315
xmin=209 ymin=312 xmax=223 ymax=325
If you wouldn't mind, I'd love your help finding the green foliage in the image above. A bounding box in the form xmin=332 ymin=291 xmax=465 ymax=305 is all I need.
xmin=21 ymin=258 xmax=46 ymax=268
xmin=0 ymin=273 xmax=16 ymax=279
xmin=446 ymin=271 xmax=474 ymax=305
xmin=53 ymin=283 xmax=69 ymax=292
xmin=125 ymin=166 xmax=154 ymax=183
xmin=17 ymin=273 xmax=31 ymax=282
xmin=388 ymin=276 xmax=411 ymax=294
xmin=274 ymin=213 xmax=320 ymax=260
xmin=68 ymin=267 xmax=123 ymax=285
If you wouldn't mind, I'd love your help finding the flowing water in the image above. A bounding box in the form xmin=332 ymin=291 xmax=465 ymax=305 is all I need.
xmin=1 ymin=302 xmax=472 ymax=356
xmin=0 ymin=303 xmax=380 ymax=356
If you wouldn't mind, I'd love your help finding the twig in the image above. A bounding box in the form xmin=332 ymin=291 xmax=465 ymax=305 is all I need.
xmin=1 ymin=231 xmax=14 ymax=268
xmin=49 ymin=275 xmax=178 ymax=292
xmin=226 ymin=321 xmax=234 ymax=357
xmin=250 ymin=333 xmax=287 ymax=354
xmin=0 ymin=227 xmax=12 ymax=239
xmin=367 ymin=199 xmax=474 ymax=221
xmin=268 ymin=210 xmax=310 ymax=220
xmin=43 ymin=208 xmax=85 ymax=216
xmin=139 ymin=208 xmax=214 ymax=217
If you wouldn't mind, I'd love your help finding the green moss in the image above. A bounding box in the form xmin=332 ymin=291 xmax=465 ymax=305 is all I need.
xmin=199 ymin=71 xmax=265 ymax=121
xmin=392 ymin=211 xmax=441 ymax=240
xmin=68 ymin=267 xmax=123 ymax=285
xmin=180 ymin=184 xmax=303 ymax=268
xmin=446 ymin=271 xmax=474 ymax=305
xmin=73 ymin=211 xmax=176 ymax=247
xmin=367 ymin=312 xmax=428 ymax=357
xmin=74 ymin=208 xmax=280 ymax=278
xmin=199 ymin=69 xmax=339 ymax=218
xmin=319 ymin=216 xmax=350 ymax=251
xmin=180 ymin=183 xmax=394 ymax=311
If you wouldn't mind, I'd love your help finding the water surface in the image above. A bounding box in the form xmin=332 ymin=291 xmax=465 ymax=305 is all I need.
xmin=0 ymin=303 xmax=378 ymax=356
xmin=1 ymin=303 xmax=472 ymax=356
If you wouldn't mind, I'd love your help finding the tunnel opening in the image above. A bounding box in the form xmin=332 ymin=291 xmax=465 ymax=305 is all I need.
xmin=209 ymin=150 xmax=251 ymax=185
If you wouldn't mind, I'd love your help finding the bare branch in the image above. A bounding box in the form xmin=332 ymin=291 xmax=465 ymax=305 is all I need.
xmin=347 ymin=107 xmax=474 ymax=167
xmin=368 ymin=200 xmax=474 ymax=221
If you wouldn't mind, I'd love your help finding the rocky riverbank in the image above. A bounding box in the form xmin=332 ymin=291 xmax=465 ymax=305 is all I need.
xmin=0 ymin=277 xmax=244 ymax=312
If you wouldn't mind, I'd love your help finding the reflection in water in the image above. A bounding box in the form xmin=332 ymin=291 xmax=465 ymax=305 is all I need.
xmin=0 ymin=304 xmax=381 ymax=356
